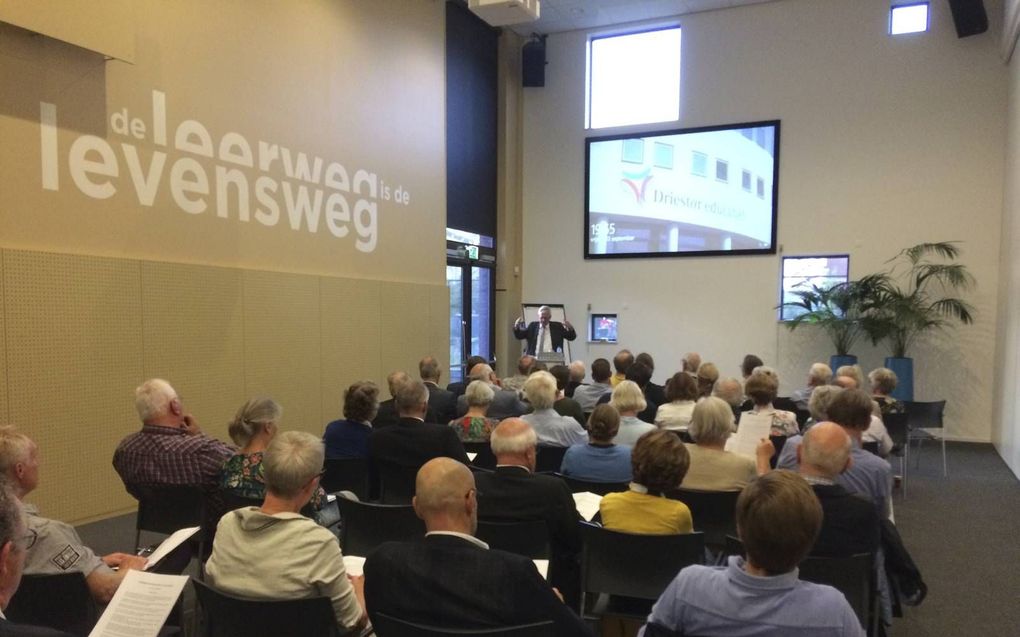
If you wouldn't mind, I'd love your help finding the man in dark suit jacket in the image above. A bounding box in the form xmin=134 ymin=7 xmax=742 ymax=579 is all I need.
xmin=368 ymin=380 xmax=469 ymax=501
xmin=513 ymin=306 xmax=576 ymax=356
xmin=472 ymin=419 xmax=582 ymax=609
xmin=364 ymin=458 xmax=589 ymax=636
xmin=445 ymin=356 xmax=488 ymax=400
xmin=420 ymin=355 xmax=457 ymax=424
xmin=595 ymin=361 xmax=659 ymax=423
xmin=371 ymin=370 xmax=408 ymax=429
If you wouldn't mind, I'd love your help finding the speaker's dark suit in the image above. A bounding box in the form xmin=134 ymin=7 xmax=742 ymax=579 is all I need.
xmin=364 ymin=534 xmax=590 ymax=636
xmin=513 ymin=321 xmax=576 ymax=356
xmin=473 ymin=467 xmax=581 ymax=608
xmin=424 ymin=381 xmax=457 ymax=424
xmin=0 ymin=620 xmax=72 ymax=637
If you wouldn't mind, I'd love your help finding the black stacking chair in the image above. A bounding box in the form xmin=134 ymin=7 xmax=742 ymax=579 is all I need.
xmin=193 ymin=579 xmax=340 ymax=637
xmin=7 ymin=572 xmax=97 ymax=636
xmin=905 ymin=400 xmax=948 ymax=477
xmin=372 ymin=613 xmax=555 ymax=636
xmin=534 ymin=446 xmax=568 ymax=473
xmin=769 ymin=435 xmax=788 ymax=468
xmin=555 ymin=474 xmax=629 ymax=496
xmin=862 ymin=440 xmax=881 ymax=456
xmin=375 ymin=461 xmax=420 ymax=504
xmin=335 ymin=497 xmax=425 ymax=556
xmin=322 ymin=457 xmax=369 ymax=499
xmin=463 ymin=441 xmax=498 ymax=470
xmin=666 ymin=488 xmax=739 ymax=548
xmin=476 ymin=519 xmax=550 ymax=560
xmin=799 ymin=553 xmax=876 ymax=634
xmin=579 ymin=522 xmax=704 ymax=622
xmin=883 ymin=411 xmax=910 ymax=495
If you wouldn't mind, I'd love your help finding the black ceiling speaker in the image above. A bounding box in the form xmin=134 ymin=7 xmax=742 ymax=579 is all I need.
xmin=947 ymin=0 xmax=988 ymax=38
xmin=522 ymin=35 xmax=546 ymax=87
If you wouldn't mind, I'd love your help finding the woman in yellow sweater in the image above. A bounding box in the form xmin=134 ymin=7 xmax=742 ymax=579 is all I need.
xmin=599 ymin=429 xmax=693 ymax=534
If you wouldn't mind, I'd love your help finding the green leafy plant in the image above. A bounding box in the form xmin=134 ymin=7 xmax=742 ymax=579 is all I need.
xmin=864 ymin=242 xmax=976 ymax=358
xmin=779 ymin=275 xmax=887 ymax=356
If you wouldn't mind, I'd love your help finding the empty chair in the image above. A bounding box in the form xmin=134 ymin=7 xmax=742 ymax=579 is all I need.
xmin=463 ymin=441 xmax=497 ymax=471
xmin=905 ymin=400 xmax=948 ymax=477
xmin=555 ymin=474 xmax=629 ymax=496
xmin=336 ymin=497 xmax=425 ymax=556
xmin=193 ymin=578 xmax=340 ymax=637
xmin=321 ymin=457 xmax=369 ymax=499
xmin=799 ymin=553 xmax=876 ymax=634
xmin=372 ymin=613 xmax=555 ymax=636
xmin=6 ymin=572 xmax=98 ymax=636
xmin=534 ymin=446 xmax=568 ymax=474
xmin=667 ymin=488 xmax=739 ymax=548
xmin=579 ymin=522 xmax=704 ymax=621
xmin=476 ymin=519 xmax=550 ymax=559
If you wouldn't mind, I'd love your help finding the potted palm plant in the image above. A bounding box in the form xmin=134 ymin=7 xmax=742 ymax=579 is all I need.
xmin=779 ymin=275 xmax=886 ymax=371
xmin=864 ymin=242 xmax=975 ymax=401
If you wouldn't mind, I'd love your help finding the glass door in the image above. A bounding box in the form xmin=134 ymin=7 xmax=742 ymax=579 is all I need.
xmin=447 ymin=261 xmax=494 ymax=383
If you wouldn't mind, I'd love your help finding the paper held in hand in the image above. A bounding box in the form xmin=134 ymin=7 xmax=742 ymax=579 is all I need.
xmin=142 ymin=526 xmax=199 ymax=570
xmin=726 ymin=412 xmax=772 ymax=458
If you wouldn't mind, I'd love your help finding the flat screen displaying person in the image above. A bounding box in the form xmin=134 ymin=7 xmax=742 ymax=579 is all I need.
xmin=513 ymin=306 xmax=576 ymax=356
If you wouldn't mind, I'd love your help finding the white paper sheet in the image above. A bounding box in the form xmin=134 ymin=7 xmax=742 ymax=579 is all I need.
xmin=467 ymin=452 xmax=477 ymax=461
xmin=572 ymin=491 xmax=602 ymax=521
xmin=532 ymin=559 xmax=549 ymax=578
xmin=142 ymin=526 xmax=199 ymax=570
xmin=88 ymin=570 xmax=188 ymax=637
xmin=343 ymin=555 xmax=366 ymax=577
xmin=727 ymin=412 xmax=772 ymax=458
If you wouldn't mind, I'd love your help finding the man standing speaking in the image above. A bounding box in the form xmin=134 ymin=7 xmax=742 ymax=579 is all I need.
xmin=513 ymin=305 xmax=576 ymax=356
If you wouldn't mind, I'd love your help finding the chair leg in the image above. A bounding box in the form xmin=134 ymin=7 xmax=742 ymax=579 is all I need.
xmin=940 ymin=435 xmax=947 ymax=477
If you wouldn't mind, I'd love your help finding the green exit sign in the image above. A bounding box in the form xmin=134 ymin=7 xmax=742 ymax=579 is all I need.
xmin=466 ymin=245 xmax=479 ymax=260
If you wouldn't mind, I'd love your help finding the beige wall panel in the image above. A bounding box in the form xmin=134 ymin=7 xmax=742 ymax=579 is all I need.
xmin=243 ymin=271 xmax=321 ymax=435
xmin=378 ymin=282 xmax=432 ymax=383
xmin=429 ymin=284 xmax=451 ymax=380
xmin=140 ymin=262 xmax=245 ymax=443
xmin=0 ymin=0 xmax=135 ymax=62
xmin=0 ymin=253 xmax=7 ymax=425
xmin=320 ymin=277 xmax=383 ymax=422
xmin=4 ymin=250 xmax=141 ymax=522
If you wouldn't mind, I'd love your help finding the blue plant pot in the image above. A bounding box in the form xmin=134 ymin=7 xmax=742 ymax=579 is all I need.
xmin=885 ymin=357 xmax=914 ymax=402
xmin=829 ymin=354 xmax=858 ymax=371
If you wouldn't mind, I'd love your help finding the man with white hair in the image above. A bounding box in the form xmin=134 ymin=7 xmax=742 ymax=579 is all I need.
xmin=682 ymin=352 xmax=702 ymax=377
xmin=473 ymin=419 xmax=582 ymax=609
xmin=0 ymin=483 xmax=73 ymax=636
xmin=364 ymin=458 xmax=589 ymax=634
xmin=712 ymin=377 xmax=747 ymax=422
xmin=513 ymin=306 xmax=576 ymax=357
xmin=113 ymin=378 xmax=233 ymax=500
xmin=566 ymin=360 xmax=586 ymax=398
xmin=455 ymin=364 xmax=527 ymax=420
xmin=791 ymin=362 xmax=833 ymax=411
xmin=207 ymin=431 xmax=369 ymax=636
xmin=1 ymin=426 xmax=147 ymax=605
xmin=521 ymin=372 xmax=587 ymax=447
xmin=372 ymin=370 xmax=411 ymax=429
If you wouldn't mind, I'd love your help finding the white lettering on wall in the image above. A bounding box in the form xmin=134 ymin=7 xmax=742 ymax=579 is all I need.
xmin=38 ymin=90 xmax=412 ymax=253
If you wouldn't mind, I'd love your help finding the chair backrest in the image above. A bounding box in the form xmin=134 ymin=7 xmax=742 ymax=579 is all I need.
xmin=579 ymin=522 xmax=704 ymax=602
xmin=376 ymin=461 xmax=421 ymax=504
xmin=336 ymin=497 xmax=425 ymax=556
xmin=135 ymin=484 xmax=207 ymax=536
xmin=534 ymin=446 xmax=568 ymax=474
xmin=862 ymin=440 xmax=880 ymax=456
xmin=798 ymin=553 xmax=874 ymax=631
xmin=904 ymin=400 xmax=946 ymax=429
xmin=773 ymin=396 xmax=798 ymax=413
xmin=7 ymin=572 xmax=98 ymax=636
xmin=372 ymin=613 xmax=555 ymax=636
xmin=667 ymin=488 xmax=739 ymax=546
xmin=322 ymin=457 xmax=369 ymax=499
xmin=883 ymin=412 xmax=909 ymax=447
xmin=769 ymin=435 xmax=787 ymax=469
xmin=193 ymin=579 xmax=340 ymax=637
xmin=476 ymin=519 xmax=550 ymax=559
xmin=555 ymin=473 xmax=629 ymax=496
xmin=220 ymin=491 xmax=262 ymax=512
xmin=463 ymin=441 xmax=497 ymax=470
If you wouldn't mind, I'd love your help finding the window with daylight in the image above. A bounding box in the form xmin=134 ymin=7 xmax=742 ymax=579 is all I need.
xmin=587 ymin=27 xmax=682 ymax=129
xmin=779 ymin=255 xmax=850 ymax=321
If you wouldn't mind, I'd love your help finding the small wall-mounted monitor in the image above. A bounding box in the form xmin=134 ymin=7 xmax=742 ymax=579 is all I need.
xmin=590 ymin=314 xmax=618 ymax=343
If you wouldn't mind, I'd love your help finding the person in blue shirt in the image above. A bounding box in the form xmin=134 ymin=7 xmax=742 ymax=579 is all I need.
xmin=323 ymin=380 xmax=379 ymax=458
xmin=559 ymin=404 xmax=632 ymax=484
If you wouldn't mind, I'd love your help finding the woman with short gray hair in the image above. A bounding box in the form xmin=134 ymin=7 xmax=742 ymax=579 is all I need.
xmin=448 ymin=380 xmax=499 ymax=442
xmin=609 ymin=380 xmax=655 ymax=446
xmin=681 ymin=397 xmax=769 ymax=491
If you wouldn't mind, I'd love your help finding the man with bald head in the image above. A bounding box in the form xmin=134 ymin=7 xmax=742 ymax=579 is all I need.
xmin=473 ymin=419 xmax=582 ymax=608
xmin=713 ymin=377 xmax=749 ymax=421
xmin=455 ymin=364 xmax=527 ymax=420
xmin=364 ymin=459 xmax=589 ymax=635
xmin=420 ymin=355 xmax=456 ymax=424
xmin=799 ymin=423 xmax=881 ymax=556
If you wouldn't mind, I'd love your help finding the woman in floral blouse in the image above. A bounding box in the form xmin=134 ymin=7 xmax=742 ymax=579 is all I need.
xmin=448 ymin=380 xmax=499 ymax=442
xmin=744 ymin=372 xmax=800 ymax=437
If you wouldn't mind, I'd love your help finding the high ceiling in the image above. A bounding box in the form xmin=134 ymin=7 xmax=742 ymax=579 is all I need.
xmin=506 ymin=0 xmax=782 ymax=36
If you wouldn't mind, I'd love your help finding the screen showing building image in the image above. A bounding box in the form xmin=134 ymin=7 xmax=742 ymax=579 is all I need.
xmin=585 ymin=121 xmax=779 ymax=258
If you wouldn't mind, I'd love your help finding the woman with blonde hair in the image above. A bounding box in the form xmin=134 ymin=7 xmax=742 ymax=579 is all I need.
xmin=609 ymin=380 xmax=656 ymax=446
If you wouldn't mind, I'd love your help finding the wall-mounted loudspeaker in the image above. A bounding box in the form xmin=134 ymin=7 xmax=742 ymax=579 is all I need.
xmin=522 ymin=36 xmax=546 ymax=87
xmin=947 ymin=0 xmax=988 ymax=38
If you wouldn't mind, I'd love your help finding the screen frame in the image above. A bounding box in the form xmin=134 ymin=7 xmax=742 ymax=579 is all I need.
xmin=583 ymin=119 xmax=781 ymax=260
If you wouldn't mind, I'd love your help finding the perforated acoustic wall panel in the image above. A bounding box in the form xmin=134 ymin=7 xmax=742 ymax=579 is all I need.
xmin=379 ymin=282 xmax=432 ymax=387
xmin=429 ymin=285 xmax=451 ymax=371
xmin=140 ymin=262 xmax=246 ymax=443
xmin=4 ymin=251 xmax=143 ymax=521
xmin=320 ymin=278 xmax=383 ymax=420
xmin=242 ymin=271 xmax=323 ymax=436
xmin=0 ymin=255 xmax=7 ymax=427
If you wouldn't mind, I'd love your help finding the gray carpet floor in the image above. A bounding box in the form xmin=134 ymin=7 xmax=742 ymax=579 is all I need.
xmin=76 ymin=441 xmax=1020 ymax=637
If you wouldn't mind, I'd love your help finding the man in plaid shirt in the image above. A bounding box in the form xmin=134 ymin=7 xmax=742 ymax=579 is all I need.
xmin=113 ymin=379 xmax=234 ymax=499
